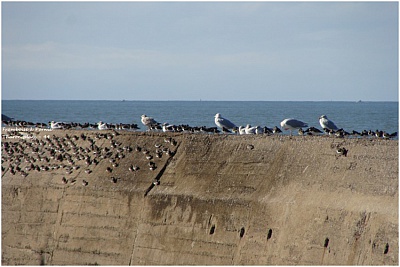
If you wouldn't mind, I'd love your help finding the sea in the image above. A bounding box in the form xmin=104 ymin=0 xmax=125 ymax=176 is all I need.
xmin=1 ymin=100 xmax=398 ymax=135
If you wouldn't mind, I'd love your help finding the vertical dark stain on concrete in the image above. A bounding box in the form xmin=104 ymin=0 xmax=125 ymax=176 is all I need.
xmin=144 ymin=143 xmax=180 ymax=197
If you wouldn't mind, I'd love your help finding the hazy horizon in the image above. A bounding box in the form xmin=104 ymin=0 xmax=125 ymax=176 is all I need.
xmin=2 ymin=99 xmax=398 ymax=103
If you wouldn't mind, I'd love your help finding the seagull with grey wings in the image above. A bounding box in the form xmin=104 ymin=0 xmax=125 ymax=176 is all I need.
xmin=280 ymin=118 xmax=308 ymax=136
xmin=141 ymin=114 xmax=160 ymax=131
xmin=319 ymin=115 xmax=339 ymax=131
xmin=214 ymin=113 xmax=237 ymax=132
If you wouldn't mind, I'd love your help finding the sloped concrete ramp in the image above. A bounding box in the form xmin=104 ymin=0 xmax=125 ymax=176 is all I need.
xmin=2 ymin=130 xmax=398 ymax=265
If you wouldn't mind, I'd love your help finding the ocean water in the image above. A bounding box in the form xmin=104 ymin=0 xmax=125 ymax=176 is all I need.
xmin=1 ymin=100 xmax=398 ymax=134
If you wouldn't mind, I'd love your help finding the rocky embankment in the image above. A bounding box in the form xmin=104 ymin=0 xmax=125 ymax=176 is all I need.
xmin=1 ymin=129 xmax=398 ymax=265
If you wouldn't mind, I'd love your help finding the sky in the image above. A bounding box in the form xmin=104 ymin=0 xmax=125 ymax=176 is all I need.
xmin=1 ymin=1 xmax=398 ymax=101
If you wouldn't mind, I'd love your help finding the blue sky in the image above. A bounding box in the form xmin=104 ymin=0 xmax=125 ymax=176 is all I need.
xmin=2 ymin=1 xmax=398 ymax=101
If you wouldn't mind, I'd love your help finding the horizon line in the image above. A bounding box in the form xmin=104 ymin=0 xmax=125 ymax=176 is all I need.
xmin=2 ymin=99 xmax=398 ymax=102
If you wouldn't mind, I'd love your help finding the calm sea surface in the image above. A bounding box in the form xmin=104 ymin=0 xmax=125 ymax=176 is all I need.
xmin=1 ymin=100 xmax=398 ymax=134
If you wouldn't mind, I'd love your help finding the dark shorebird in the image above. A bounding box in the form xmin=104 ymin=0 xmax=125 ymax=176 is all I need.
xmin=336 ymin=147 xmax=348 ymax=157
xmin=162 ymin=123 xmax=176 ymax=132
xmin=80 ymin=133 xmax=87 ymax=141
xmin=324 ymin=128 xmax=335 ymax=136
xmin=383 ymin=131 xmax=398 ymax=139
xmin=130 ymin=123 xmax=140 ymax=130
xmin=272 ymin=126 xmax=282 ymax=134
xmin=149 ymin=165 xmax=157 ymax=171
xmin=35 ymin=122 xmax=47 ymax=128
xmin=129 ymin=165 xmax=140 ymax=171
xmin=375 ymin=129 xmax=383 ymax=138
xmin=305 ymin=127 xmax=323 ymax=135
xmin=200 ymin=126 xmax=219 ymax=134
xmin=254 ymin=126 xmax=265 ymax=134
xmin=351 ymin=130 xmax=361 ymax=137
xmin=222 ymin=126 xmax=232 ymax=134
xmin=123 ymin=146 xmax=133 ymax=152
xmin=335 ymin=129 xmax=350 ymax=138
xmin=165 ymin=149 xmax=174 ymax=157
xmin=150 ymin=124 xmax=162 ymax=131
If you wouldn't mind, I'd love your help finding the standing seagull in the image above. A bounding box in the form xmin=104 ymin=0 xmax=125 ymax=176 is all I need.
xmin=319 ymin=115 xmax=338 ymax=131
xmin=141 ymin=114 xmax=160 ymax=130
xmin=214 ymin=113 xmax=237 ymax=131
xmin=280 ymin=118 xmax=308 ymax=135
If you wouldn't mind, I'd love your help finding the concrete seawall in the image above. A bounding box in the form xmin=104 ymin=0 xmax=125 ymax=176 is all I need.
xmin=1 ymin=130 xmax=398 ymax=265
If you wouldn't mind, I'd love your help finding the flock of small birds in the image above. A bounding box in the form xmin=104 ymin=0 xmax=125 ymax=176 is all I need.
xmin=1 ymin=130 xmax=178 ymax=192
xmin=1 ymin=112 xmax=397 ymax=140
xmin=317 ymin=128 xmax=398 ymax=139
xmin=1 ymin=112 xmax=396 ymax=195
xmin=2 ymin=120 xmax=140 ymax=131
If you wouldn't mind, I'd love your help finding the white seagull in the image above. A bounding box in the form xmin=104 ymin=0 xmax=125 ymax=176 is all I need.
xmin=319 ymin=115 xmax=338 ymax=131
xmin=238 ymin=126 xmax=246 ymax=135
xmin=97 ymin=121 xmax=108 ymax=130
xmin=141 ymin=114 xmax=159 ymax=130
xmin=244 ymin=124 xmax=257 ymax=135
xmin=49 ymin=121 xmax=63 ymax=129
xmin=280 ymin=118 xmax=308 ymax=135
xmin=214 ymin=113 xmax=237 ymax=131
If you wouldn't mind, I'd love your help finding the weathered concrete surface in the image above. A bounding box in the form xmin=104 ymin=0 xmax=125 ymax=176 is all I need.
xmin=1 ymin=130 xmax=398 ymax=265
